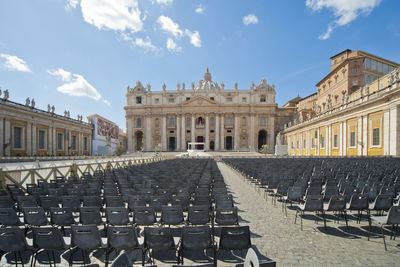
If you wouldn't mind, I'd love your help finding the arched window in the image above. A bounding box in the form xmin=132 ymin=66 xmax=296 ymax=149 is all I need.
xmin=260 ymin=95 xmax=266 ymax=102
xmin=226 ymin=116 xmax=232 ymax=126
xmin=137 ymin=118 xmax=142 ymax=128
xmin=260 ymin=117 xmax=266 ymax=126
xmin=169 ymin=117 xmax=175 ymax=127
xmin=196 ymin=117 xmax=204 ymax=126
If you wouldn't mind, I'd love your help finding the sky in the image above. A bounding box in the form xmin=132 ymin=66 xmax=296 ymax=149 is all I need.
xmin=0 ymin=0 xmax=399 ymax=131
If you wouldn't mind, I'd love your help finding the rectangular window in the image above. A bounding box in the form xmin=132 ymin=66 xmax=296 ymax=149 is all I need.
xmin=186 ymin=119 xmax=191 ymax=127
xmin=57 ymin=133 xmax=63 ymax=150
xmin=38 ymin=129 xmax=46 ymax=150
xmin=137 ymin=118 xmax=142 ymax=128
xmin=169 ymin=98 xmax=174 ymax=103
xmin=333 ymin=134 xmax=338 ymax=148
xmin=72 ymin=135 xmax=77 ymax=151
xmin=296 ymin=141 xmax=299 ymax=149
xmin=210 ymin=119 xmax=214 ymax=126
xmin=303 ymin=139 xmax=306 ymax=149
xmin=13 ymin=126 xmax=23 ymax=149
xmin=226 ymin=97 xmax=232 ymax=102
xmin=383 ymin=63 xmax=389 ymax=74
xmin=169 ymin=118 xmax=175 ymax=127
xmin=364 ymin=58 xmax=371 ymax=69
xmin=371 ymin=59 xmax=377 ymax=71
xmin=320 ymin=136 xmax=325 ymax=148
xmin=352 ymin=68 xmax=358 ymax=74
xmin=260 ymin=117 xmax=266 ymax=126
xmin=311 ymin=138 xmax=315 ymax=149
xmin=377 ymin=61 xmax=383 ymax=73
xmin=186 ymin=97 xmax=191 ymax=101
xmin=372 ymin=128 xmax=380 ymax=146
xmin=350 ymin=132 xmax=356 ymax=147
xmin=210 ymin=97 xmax=214 ymax=101
xmin=242 ymin=97 xmax=247 ymax=103
xmin=154 ymin=98 xmax=159 ymax=104
xmin=84 ymin=137 xmax=88 ymax=151
xmin=136 ymin=96 xmax=142 ymax=104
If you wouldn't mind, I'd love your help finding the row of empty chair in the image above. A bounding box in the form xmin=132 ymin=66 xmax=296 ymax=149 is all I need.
xmin=223 ymin=157 xmax=400 ymax=250
xmin=0 ymin=158 xmax=252 ymax=266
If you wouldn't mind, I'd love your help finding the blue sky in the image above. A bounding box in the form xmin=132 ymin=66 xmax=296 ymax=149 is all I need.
xmin=0 ymin=0 xmax=399 ymax=131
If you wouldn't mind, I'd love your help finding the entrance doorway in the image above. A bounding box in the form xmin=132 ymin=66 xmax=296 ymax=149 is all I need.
xmin=168 ymin=137 xmax=176 ymax=151
xmin=225 ymin=136 xmax=233 ymax=150
xmin=196 ymin=136 xmax=204 ymax=150
xmin=258 ymin=130 xmax=267 ymax=150
xmin=135 ymin=131 xmax=143 ymax=151
xmin=210 ymin=141 xmax=215 ymax=151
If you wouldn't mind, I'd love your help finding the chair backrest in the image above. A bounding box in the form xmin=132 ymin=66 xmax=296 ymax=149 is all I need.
xmin=133 ymin=206 xmax=156 ymax=225
xmin=32 ymin=227 xmax=66 ymax=250
xmin=373 ymin=194 xmax=393 ymax=211
xmin=71 ymin=225 xmax=102 ymax=250
xmin=0 ymin=196 xmax=15 ymax=209
xmin=106 ymin=207 xmax=130 ymax=225
xmin=0 ymin=207 xmax=21 ymax=226
xmin=50 ymin=207 xmax=75 ymax=226
xmin=39 ymin=195 xmax=60 ymax=212
xmin=188 ymin=205 xmax=210 ymax=225
xmin=161 ymin=205 xmax=184 ymax=225
xmin=23 ymin=207 xmax=48 ymax=226
xmin=219 ymin=226 xmax=251 ymax=251
xmin=17 ymin=195 xmax=38 ymax=209
xmin=107 ymin=226 xmax=139 ymax=250
xmin=287 ymin=186 xmax=303 ymax=201
xmin=83 ymin=196 xmax=102 ymax=208
xmin=0 ymin=227 xmax=28 ymax=252
xmin=304 ymin=195 xmax=323 ymax=211
xmin=181 ymin=226 xmax=212 ymax=250
xmin=144 ymin=227 xmax=175 ymax=250
xmin=79 ymin=206 xmax=102 ymax=225
xmin=215 ymin=198 xmax=234 ymax=209
xmin=62 ymin=196 xmax=81 ymax=212
xmin=387 ymin=206 xmax=400 ymax=224
xmin=348 ymin=194 xmax=368 ymax=210
xmin=105 ymin=196 xmax=124 ymax=208
xmin=215 ymin=207 xmax=238 ymax=225
xmin=327 ymin=196 xmax=345 ymax=211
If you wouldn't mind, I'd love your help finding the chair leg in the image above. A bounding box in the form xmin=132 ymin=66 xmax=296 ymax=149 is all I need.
xmin=368 ymin=218 xmax=371 ymax=241
xmin=294 ymin=209 xmax=298 ymax=224
xmin=322 ymin=211 xmax=327 ymax=230
xmin=300 ymin=211 xmax=303 ymax=231
xmin=105 ymin=248 xmax=109 ymax=267
xmin=18 ymin=251 xmax=24 ymax=267
xmin=381 ymin=225 xmax=387 ymax=251
xmin=344 ymin=211 xmax=349 ymax=229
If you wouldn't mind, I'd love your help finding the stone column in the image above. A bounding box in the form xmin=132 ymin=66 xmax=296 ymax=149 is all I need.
xmin=342 ymin=121 xmax=347 ymax=156
xmin=32 ymin=123 xmax=37 ymax=156
xmin=162 ymin=115 xmax=167 ymax=151
xmin=126 ymin=118 xmax=132 ymax=153
xmin=306 ymin=131 xmax=310 ymax=156
xmin=181 ymin=114 xmax=186 ymax=150
xmin=52 ymin=128 xmax=56 ymax=156
xmin=26 ymin=123 xmax=32 ymax=156
xmin=48 ymin=126 xmax=52 ymax=155
xmin=205 ymin=114 xmax=210 ymax=150
xmin=357 ymin=117 xmax=363 ymax=156
xmin=191 ymin=115 xmax=195 ymax=143
xmin=316 ymin=128 xmax=320 ymax=156
xmin=0 ymin=117 xmax=3 ymax=156
xmin=249 ymin=114 xmax=255 ymax=151
xmin=339 ymin=122 xmax=343 ymax=156
xmin=145 ymin=116 xmax=151 ymax=151
xmin=215 ymin=114 xmax=220 ymax=150
xmin=234 ymin=114 xmax=239 ymax=150
xmin=326 ymin=126 xmax=330 ymax=156
xmin=4 ymin=120 xmax=10 ymax=156
xmin=268 ymin=116 xmax=275 ymax=147
xmin=176 ymin=115 xmax=181 ymax=151
xmin=362 ymin=116 xmax=368 ymax=156
xmin=389 ymin=105 xmax=400 ymax=156
xmin=383 ymin=110 xmax=390 ymax=155
xmin=220 ymin=116 xmax=225 ymax=150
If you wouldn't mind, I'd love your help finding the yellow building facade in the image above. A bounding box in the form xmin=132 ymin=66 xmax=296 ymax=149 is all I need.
xmin=284 ymin=68 xmax=400 ymax=156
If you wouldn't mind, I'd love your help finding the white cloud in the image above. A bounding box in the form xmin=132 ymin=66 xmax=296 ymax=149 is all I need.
xmin=157 ymin=15 xmax=183 ymax=38
xmin=154 ymin=0 xmax=173 ymax=5
xmin=243 ymin=14 xmax=258 ymax=26
xmin=0 ymin=53 xmax=31 ymax=72
xmin=185 ymin=29 xmax=201 ymax=47
xmin=65 ymin=0 xmax=78 ymax=10
xmin=80 ymin=0 xmax=143 ymax=32
xmin=306 ymin=0 xmax=382 ymax=39
xmin=133 ymin=36 xmax=159 ymax=51
xmin=48 ymin=68 xmax=103 ymax=101
xmin=166 ymin=38 xmax=181 ymax=53
xmin=103 ymin=99 xmax=111 ymax=106
xmin=195 ymin=5 xmax=204 ymax=14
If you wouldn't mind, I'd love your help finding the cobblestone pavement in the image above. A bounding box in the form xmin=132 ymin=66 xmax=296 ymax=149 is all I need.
xmin=217 ymin=162 xmax=400 ymax=267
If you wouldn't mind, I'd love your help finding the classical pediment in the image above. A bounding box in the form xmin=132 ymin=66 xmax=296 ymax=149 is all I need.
xmin=182 ymin=95 xmax=218 ymax=105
